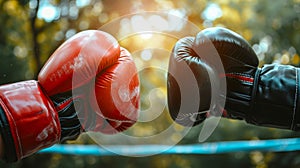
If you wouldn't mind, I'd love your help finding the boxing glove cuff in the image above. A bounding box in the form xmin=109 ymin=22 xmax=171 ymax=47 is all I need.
xmin=226 ymin=63 xmax=300 ymax=130
xmin=248 ymin=64 xmax=300 ymax=130
xmin=0 ymin=80 xmax=61 ymax=162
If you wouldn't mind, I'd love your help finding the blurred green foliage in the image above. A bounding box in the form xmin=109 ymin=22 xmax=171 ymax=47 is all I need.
xmin=1 ymin=0 xmax=300 ymax=167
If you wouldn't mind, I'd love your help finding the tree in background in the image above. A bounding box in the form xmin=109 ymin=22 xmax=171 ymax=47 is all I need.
xmin=0 ymin=1 xmax=29 ymax=84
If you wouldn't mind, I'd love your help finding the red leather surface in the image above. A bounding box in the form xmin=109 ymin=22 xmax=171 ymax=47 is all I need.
xmin=38 ymin=30 xmax=121 ymax=96
xmin=0 ymin=80 xmax=60 ymax=160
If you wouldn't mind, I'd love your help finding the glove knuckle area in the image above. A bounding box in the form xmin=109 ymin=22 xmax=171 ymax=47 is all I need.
xmin=194 ymin=27 xmax=259 ymax=68
xmin=88 ymin=47 xmax=139 ymax=133
xmin=168 ymin=37 xmax=212 ymax=127
xmin=38 ymin=30 xmax=121 ymax=96
xmin=172 ymin=37 xmax=196 ymax=60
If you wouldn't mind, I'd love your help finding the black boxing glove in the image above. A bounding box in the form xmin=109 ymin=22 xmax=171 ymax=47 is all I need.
xmin=167 ymin=27 xmax=300 ymax=131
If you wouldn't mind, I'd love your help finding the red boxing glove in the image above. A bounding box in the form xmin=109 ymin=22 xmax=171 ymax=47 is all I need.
xmin=38 ymin=30 xmax=140 ymax=133
xmin=0 ymin=30 xmax=140 ymax=162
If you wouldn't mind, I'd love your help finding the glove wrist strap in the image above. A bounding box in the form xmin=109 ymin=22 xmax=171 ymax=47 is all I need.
xmin=51 ymin=93 xmax=82 ymax=142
